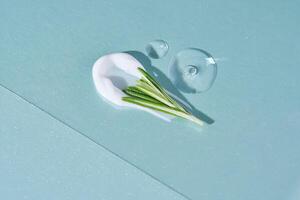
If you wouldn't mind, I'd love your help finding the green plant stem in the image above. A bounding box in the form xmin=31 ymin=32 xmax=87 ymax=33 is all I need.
xmin=122 ymin=67 xmax=205 ymax=126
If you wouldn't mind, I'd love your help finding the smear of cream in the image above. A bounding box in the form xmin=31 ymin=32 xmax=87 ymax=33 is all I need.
xmin=92 ymin=52 xmax=173 ymax=122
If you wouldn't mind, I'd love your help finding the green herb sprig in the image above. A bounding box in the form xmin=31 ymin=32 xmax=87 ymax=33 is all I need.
xmin=122 ymin=67 xmax=204 ymax=126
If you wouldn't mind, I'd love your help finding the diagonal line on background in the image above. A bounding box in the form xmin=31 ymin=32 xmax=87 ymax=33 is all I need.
xmin=0 ymin=83 xmax=193 ymax=200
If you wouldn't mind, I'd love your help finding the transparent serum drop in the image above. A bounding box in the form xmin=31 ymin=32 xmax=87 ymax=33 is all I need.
xmin=145 ymin=40 xmax=169 ymax=59
xmin=184 ymin=65 xmax=199 ymax=77
xmin=169 ymin=48 xmax=217 ymax=93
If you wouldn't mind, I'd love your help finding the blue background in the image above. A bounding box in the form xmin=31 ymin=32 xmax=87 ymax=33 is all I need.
xmin=1 ymin=0 xmax=300 ymax=199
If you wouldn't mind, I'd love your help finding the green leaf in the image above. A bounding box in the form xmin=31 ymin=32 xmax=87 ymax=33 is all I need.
xmin=122 ymin=67 xmax=205 ymax=126
xmin=138 ymin=67 xmax=186 ymax=112
xmin=122 ymin=96 xmax=183 ymax=117
xmin=135 ymin=81 xmax=175 ymax=108
xmin=122 ymin=96 xmax=204 ymax=126
xmin=123 ymin=88 xmax=161 ymax=104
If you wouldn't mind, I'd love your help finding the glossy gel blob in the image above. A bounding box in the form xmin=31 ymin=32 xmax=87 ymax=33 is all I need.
xmin=169 ymin=48 xmax=217 ymax=93
xmin=145 ymin=40 xmax=169 ymax=59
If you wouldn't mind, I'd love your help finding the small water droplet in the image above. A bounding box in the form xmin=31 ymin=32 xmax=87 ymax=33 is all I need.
xmin=184 ymin=65 xmax=199 ymax=77
xmin=145 ymin=40 xmax=169 ymax=59
xmin=169 ymin=48 xmax=217 ymax=93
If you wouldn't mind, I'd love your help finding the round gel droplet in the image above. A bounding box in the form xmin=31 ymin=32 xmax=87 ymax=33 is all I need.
xmin=145 ymin=40 xmax=169 ymax=59
xmin=168 ymin=48 xmax=217 ymax=93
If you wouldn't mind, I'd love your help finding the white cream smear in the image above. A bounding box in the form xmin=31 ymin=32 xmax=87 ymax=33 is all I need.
xmin=92 ymin=52 xmax=173 ymax=122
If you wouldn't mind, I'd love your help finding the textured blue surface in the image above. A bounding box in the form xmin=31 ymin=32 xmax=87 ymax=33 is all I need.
xmin=0 ymin=0 xmax=300 ymax=199
xmin=0 ymin=86 xmax=185 ymax=200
